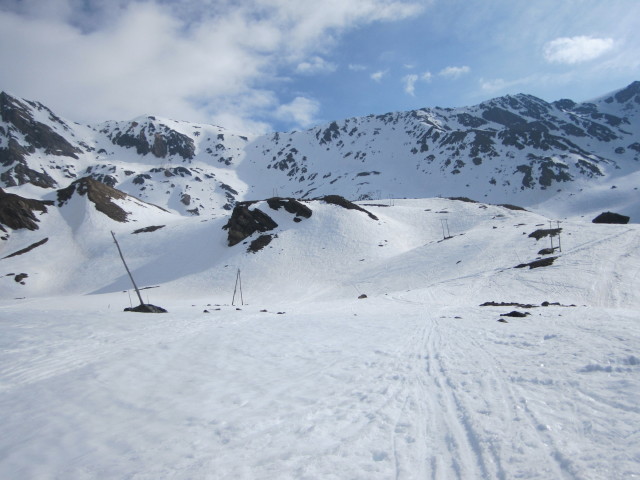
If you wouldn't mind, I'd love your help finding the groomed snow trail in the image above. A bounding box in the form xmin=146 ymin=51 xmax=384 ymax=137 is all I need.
xmin=1 ymin=295 xmax=637 ymax=479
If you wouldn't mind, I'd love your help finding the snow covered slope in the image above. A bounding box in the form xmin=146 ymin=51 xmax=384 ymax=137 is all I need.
xmin=1 ymin=82 xmax=639 ymax=220
xmin=0 ymin=194 xmax=639 ymax=479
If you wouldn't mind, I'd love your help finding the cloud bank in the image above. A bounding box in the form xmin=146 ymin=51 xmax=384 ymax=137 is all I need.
xmin=0 ymin=0 xmax=425 ymax=134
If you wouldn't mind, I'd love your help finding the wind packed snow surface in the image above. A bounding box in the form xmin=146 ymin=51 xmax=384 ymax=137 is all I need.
xmin=1 ymin=198 xmax=639 ymax=479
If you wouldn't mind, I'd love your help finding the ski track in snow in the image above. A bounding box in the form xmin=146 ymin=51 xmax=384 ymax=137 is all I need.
xmin=1 ymin=299 xmax=638 ymax=479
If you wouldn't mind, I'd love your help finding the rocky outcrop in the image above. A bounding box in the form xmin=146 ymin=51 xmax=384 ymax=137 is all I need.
xmin=108 ymin=119 xmax=196 ymax=160
xmin=223 ymin=203 xmax=279 ymax=246
xmin=319 ymin=195 xmax=378 ymax=220
xmin=0 ymin=92 xmax=82 ymax=160
xmin=0 ymin=92 xmax=81 ymax=188
xmin=57 ymin=177 xmax=130 ymax=222
xmin=0 ymin=187 xmax=53 ymax=231
xmin=266 ymin=197 xmax=312 ymax=219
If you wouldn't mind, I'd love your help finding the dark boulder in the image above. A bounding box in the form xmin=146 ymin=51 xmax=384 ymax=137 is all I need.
xmin=500 ymin=311 xmax=530 ymax=318
xmin=223 ymin=203 xmax=278 ymax=246
xmin=267 ymin=197 xmax=312 ymax=218
xmin=592 ymin=211 xmax=630 ymax=224
xmin=515 ymin=256 xmax=558 ymax=269
xmin=248 ymin=233 xmax=274 ymax=252
xmin=528 ymin=228 xmax=561 ymax=240
xmin=124 ymin=303 xmax=167 ymax=313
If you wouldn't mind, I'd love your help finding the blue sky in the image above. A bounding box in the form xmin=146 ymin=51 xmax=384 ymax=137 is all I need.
xmin=1 ymin=0 xmax=639 ymax=134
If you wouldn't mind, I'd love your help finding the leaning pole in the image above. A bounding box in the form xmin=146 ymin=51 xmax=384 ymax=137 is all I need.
xmin=111 ymin=231 xmax=145 ymax=306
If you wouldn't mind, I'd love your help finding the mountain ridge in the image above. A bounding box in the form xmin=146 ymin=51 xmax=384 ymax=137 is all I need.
xmin=1 ymin=81 xmax=638 ymax=221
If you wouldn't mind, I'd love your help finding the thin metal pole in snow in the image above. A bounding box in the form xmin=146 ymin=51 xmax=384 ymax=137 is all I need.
xmin=111 ymin=231 xmax=145 ymax=306
xmin=556 ymin=220 xmax=562 ymax=252
xmin=232 ymin=268 xmax=244 ymax=306
xmin=441 ymin=218 xmax=450 ymax=240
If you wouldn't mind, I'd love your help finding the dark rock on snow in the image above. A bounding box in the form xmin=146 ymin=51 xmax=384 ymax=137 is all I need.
xmin=57 ymin=176 xmax=130 ymax=222
xmin=267 ymin=197 xmax=312 ymax=218
xmin=500 ymin=311 xmax=530 ymax=318
xmin=319 ymin=195 xmax=378 ymax=220
xmin=528 ymin=228 xmax=562 ymax=240
xmin=248 ymin=233 xmax=274 ymax=253
xmin=124 ymin=303 xmax=168 ymax=313
xmin=132 ymin=225 xmax=165 ymax=234
xmin=2 ymin=237 xmax=48 ymax=259
xmin=223 ymin=202 xmax=278 ymax=246
xmin=0 ymin=188 xmax=53 ymax=231
xmin=515 ymin=256 xmax=558 ymax=269
xmin=592 ymin=211 xmax=630 ymax=224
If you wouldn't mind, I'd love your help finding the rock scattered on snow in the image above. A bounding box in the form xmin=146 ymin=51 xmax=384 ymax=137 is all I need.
xmin=515 ymin=257 xmax=558 ymax=269
xmin=124 ymin=303 xmax=167 ymax=313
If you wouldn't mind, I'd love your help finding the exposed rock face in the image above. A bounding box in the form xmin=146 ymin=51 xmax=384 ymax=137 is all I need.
xmin=107 ymin=119 xmax=196 ymax=160
xmin=248 ymin=233 xmax=274 ymax=253
xmin=0 ymin=92 xmax=80 ymax=188
xmin=266 ymin=197 xmax=312 ymax=218
xmin=319 ymin=195 xmax=378 ymax=220
xmin=592 ymin=211 xmax=630 ymax=224
xmin=57 ymin=176 xmax=130 ymax=222
xmin=223 ymin=203 xmax=278 ymax=246
xmin=0 ymin=187 xmax=53 ymax=231
xmin=0 ymin=92 xmax=81 ymax=159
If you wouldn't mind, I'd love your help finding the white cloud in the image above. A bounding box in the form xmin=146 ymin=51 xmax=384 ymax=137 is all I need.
xmin=296 ymin=56 xmax=337 ymax=74
xmin=403 ymin=74 xmax=418 ymax=95
xmin=401 ymin=71 xmax=432 ymax=95
xmin=439 ymin=65 xmax=471 ymax=79
xmin=348 ymin=63 xmax=367 ymax=71
xmin=543 ymin=36 xmax=614 ymax=64
xmin=0 ymin=0 xmax=426 ymax=133
xmin=274 ymin=96 xmax=321 ymax=129
xmin=371 ymin=70 xmax=388 ymax=82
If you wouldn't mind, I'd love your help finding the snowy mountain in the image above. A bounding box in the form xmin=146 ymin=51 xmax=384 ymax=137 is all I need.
xmin=1 ymin=82 xmax=639 ymax=221
xmin=1 ymin=83 xmax=640 ymax=479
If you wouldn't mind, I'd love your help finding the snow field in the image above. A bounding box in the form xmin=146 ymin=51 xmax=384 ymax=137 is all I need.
xmin=0 ymin=297 xmax=638 ymax=479
xmin=0 ymin=197 xmax=639 ymax=478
